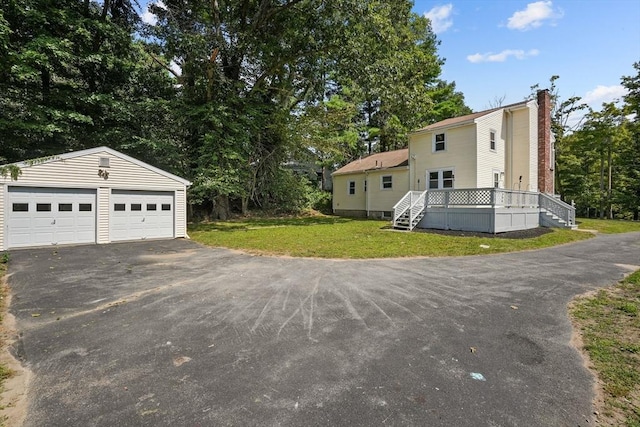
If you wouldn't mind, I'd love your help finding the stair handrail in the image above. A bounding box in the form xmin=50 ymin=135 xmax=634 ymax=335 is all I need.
xmin=539 ymin=192 xmax=575 ymax=226
xmin=408 ymin=191 xmax=428 ymax=230
xmin=393 ymin=191 xmax=423 ymax=222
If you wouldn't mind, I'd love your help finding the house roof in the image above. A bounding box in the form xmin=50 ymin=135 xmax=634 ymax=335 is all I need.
xmin=413 ymin=99 xmax=531 ymax=133
xmin=9 ymin=146 xmax=192 ymax=186
xmin=332 ymin=149 xmax=408 ymax=176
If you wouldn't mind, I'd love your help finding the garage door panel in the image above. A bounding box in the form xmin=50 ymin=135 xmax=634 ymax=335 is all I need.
xmin=7 ymin=187 xmax=96 ymax=248
xmin=110 ymin=190 xmax=174 ymax=241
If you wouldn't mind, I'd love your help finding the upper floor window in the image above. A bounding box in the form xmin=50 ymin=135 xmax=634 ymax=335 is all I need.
xmin=433 ymin=133 xmax=446 ymax=152
xmin=381 ymin=175 xmax=392 ymax=190
xmin=490 ymin=130 xmax=496 ymax=151
xmin=348 ymin=180 xmax=356 ymax=195
xmin=428 ymin=169 xmax=454 ymax=189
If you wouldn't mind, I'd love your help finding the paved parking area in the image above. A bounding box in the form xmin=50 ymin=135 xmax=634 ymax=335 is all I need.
xmin=6 ymin=232 xmax=640 ymax=426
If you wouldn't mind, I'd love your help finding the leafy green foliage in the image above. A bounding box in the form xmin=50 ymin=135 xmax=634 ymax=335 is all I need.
xmin=536 ymin=68 xmax=640 ymax=220
xmin=1 ymin=0 xmax=472 ymax=218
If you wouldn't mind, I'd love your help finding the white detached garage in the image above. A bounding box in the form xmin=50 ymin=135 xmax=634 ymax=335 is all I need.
xmin=0 ymin=147 xmax=191 ymax=250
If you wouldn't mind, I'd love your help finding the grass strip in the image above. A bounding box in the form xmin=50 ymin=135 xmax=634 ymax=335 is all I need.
xmin=570 ymin=270 xmax=640 ymax=426
xmin=577 ymin=218 xmax=640 ymax=234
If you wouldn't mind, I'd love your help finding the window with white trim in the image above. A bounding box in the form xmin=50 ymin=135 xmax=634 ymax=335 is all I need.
xmin=433 ymin=133 xmax=446 ymax=152
xmin=493 ymin=171 xmax=500 ymax=188
xmin=489 ymin=130 xmax=496 ymax=151
xmin=364 ymin=179 xmax=367 ymax=192
xmin=381 ymin=175 xmax=392 ymax=189
xmin=348 ymin=180 xmax=356 ymax=195
xmin=427 ymin=169 xmax=455 ymax=189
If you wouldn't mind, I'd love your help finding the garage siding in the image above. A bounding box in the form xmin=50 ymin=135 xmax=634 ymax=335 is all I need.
xmin=1 ymin=147 xmax=190 ymax=249
xmin=176 ymin=189 xmax=186 ymax=237
xmin=97 ymin=187 xmax=110 ymax=244
xmin=5 ymin=152 xmax=182 ymax=191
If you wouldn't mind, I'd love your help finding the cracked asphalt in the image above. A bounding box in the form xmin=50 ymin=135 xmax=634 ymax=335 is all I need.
xmin=6 ymin=232 xmax=640 ymax=426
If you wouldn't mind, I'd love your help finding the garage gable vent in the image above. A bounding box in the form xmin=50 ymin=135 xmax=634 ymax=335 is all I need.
xmin=99 ymin=157 xmax=110 ymax=167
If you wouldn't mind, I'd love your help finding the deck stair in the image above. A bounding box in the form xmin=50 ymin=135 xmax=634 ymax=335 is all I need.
xmin=393 ymin=191 xmax=427 ymax=231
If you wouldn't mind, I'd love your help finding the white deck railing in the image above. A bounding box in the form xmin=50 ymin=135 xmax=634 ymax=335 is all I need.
xmin=393 ymin=188 xmax=576 ymax=230
xmin=421 ymin=188 xmax=539 ymax=208
xmin=539 ymin=192 xmax=576 ymax=226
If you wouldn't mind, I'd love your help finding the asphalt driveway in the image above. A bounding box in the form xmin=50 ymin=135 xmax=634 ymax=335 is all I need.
xmin=6 ymin=232 xmax=640 ymax=426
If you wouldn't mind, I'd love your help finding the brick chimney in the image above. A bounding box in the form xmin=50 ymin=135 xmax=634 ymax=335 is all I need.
xmin=537 ymin=89 xmax=553 ymax=194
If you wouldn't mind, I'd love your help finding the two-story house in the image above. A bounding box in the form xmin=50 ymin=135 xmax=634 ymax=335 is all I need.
xmin=332 ymin=90 xmax=574 ymax=232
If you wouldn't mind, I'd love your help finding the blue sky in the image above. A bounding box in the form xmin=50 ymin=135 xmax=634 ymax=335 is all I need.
xmin=413 ymin=0 xmax=640 ymax=114
xmin=139 ymin=1 xmax=640 ymax=117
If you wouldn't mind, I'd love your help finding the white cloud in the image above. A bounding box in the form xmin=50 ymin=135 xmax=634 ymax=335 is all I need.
xmin=424 ymin=4 xmax=454 ymax=34
xmin=582 ymin=85 xmax=627 ymax=106
xmin=141 ymin=1 xmax=166 ymax=26
xmin=467 ymin=49 xmax=540 ymax=63
xmin=507 ymin=1 xmax=563 ymax=31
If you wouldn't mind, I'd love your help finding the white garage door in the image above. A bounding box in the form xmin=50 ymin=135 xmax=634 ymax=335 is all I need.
xmin=110 ymin=190 xmax=174 ymax=241
xmin=7 ymin=187 xmax=96 ymax=248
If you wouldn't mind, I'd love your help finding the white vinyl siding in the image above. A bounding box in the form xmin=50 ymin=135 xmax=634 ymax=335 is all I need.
xmin=0 ymin=152 xmax=182 ymax=191
xmin=410 ymin=125 xmax=477 ymax=190
xmin=175 ymin=189 xmax=187 ymax=238
xmin=97 ymin=187 xmax=110 ymax=244
xmin=475 ymin=110 xmax=505 ymax=188
xmin=0 ymin=148 xmax=189 ymax=249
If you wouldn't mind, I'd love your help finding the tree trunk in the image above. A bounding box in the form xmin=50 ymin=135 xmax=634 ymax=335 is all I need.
xmin=241 ymin=196 xmax=249 ymax=215
xmin=212 ymin=194 xmax=230 ymax=220
xmin=607 ymin=137 xmax=613 ymax=219
xmin=599 ymin=145 xmax=605 ymax=219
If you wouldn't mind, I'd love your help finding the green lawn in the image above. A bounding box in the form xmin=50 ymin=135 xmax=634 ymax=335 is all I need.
xmin=577 ymin=218 xmax=640 ymax=234
xmin=189 ymin=216 xmax=592 ymax=258
xmin=570 ymin=270 xmax=640 ymax=426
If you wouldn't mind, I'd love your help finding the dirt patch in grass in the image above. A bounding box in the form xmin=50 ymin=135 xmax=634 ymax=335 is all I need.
xmin=0 ymin=259 xmax=31 ymax=427
xmin=569 ymin=270 xmax=640 ymax=426
xmin=413 ymin=227 xmax=553 ymax=239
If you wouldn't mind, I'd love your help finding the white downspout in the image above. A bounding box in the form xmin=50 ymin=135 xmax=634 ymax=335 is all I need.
xmin=507 ymin=109 xmax=513 ymax=189
xmin=365 ymin=171 xmax=369 ymax=217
